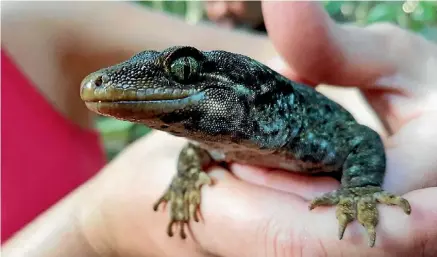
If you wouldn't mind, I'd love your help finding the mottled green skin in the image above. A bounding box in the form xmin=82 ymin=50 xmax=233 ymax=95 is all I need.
xmin=80 ymin=46 xmax=411 ymax=247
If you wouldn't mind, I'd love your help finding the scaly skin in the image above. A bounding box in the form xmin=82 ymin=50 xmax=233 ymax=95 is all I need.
xmin=80 ymin=46 xmax=411 ymax=247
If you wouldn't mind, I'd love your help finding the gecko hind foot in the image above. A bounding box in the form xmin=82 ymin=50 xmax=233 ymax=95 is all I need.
xmin=309 ymin=186 xmax=411 ymax=247
xmin=153 ymin=170 xmax=212 ymax=239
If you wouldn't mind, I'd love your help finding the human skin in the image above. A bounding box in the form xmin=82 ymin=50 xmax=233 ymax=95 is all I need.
xmin=3 ymin=2 xmax=437 ymax=257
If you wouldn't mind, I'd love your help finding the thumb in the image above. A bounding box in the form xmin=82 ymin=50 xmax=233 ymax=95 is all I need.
xmin=262 ymin=1 xmax=400 ymax=89
xmin=261 ymin=1 xmax=347 ymax=86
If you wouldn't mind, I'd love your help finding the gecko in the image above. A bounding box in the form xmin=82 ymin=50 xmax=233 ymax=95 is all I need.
xmin=80 ymin=46 xmax=411 ymax=247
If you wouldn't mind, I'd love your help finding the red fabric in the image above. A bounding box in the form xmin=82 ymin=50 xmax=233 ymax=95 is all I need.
xmin=1 ymin=49 xmax=106 ymax=241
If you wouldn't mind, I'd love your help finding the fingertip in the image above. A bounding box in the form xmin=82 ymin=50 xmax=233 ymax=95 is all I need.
xmin=262 ymin=1 xmax=343 ymax=84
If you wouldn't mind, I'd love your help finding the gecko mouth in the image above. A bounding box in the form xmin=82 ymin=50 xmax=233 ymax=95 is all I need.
xmin=80 ymin=71 xmax=206 ymax=120
xmin=81 ymin=86 xmax=200 ymax=103
xmin=83 ymin=88 xmax=206 ymax=121
xmin=80 ymin=71 xmax=202 ymax=103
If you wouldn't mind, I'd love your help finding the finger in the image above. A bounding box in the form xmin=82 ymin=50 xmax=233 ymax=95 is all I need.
xmin=261 ymin=2 xmax=394 ymax=89
xmin=262 ymin=1 xmax=358 ymax=86
xmin=384 ymin=112 xmax=437 ymax=194
xmin=230 ymin=163 xmax=340 ymax=201
xmin=356 ymin=25 xmax=437 ymax=134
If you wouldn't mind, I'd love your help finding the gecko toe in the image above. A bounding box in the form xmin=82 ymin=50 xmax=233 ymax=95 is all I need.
xmin=309 ymin=186 xmax=410 ymax=247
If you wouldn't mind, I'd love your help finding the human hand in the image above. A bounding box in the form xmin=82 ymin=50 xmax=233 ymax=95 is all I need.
xmin=77 ymin=2 xmax=437 ymax=257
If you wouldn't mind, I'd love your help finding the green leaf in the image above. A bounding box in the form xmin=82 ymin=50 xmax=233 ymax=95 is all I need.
xmin=367 ymin=3 xmax=399 ymax=23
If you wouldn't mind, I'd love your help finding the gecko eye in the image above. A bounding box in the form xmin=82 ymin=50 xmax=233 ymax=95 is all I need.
xmin=170 ymin=56 xmax=199 ymax=83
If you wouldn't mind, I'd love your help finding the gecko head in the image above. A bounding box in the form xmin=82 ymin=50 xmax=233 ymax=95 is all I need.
xmin=80 ymin=46 xmax=291 ymax=139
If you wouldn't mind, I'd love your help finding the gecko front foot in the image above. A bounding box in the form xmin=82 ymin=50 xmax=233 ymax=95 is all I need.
xmin=309 ymin=186 xmax=411 ymax=247
xmin=153 ymin=170 xmax=212 ymax=239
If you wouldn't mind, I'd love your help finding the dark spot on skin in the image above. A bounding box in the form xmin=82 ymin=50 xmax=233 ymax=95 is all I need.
xmin=324 ymin=104 xmax=333 ymax=112
xmin=94 ymin=76 xmax=103 ymax=87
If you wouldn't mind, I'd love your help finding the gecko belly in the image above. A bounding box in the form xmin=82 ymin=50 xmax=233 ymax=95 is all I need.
xmin=199 ymin=141 xmax=338 ymax=174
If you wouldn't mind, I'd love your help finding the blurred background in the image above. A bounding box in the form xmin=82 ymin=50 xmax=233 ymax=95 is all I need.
xmin=98 ymin=0 xmax=437 ymax=160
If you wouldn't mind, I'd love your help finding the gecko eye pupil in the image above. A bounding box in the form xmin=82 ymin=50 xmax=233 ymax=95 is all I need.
xmin=170 ymin=56 xmax=199 ymax=83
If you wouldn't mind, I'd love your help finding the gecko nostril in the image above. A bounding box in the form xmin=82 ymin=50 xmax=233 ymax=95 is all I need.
xmin=94 ymin=76 xmax=103 ymax=87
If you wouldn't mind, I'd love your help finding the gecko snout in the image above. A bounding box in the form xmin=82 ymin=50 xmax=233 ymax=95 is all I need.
xmin=85 ymin=72 xmax=109 ymax=88
xmin=80 ymin=72 xmax=110 ymax=101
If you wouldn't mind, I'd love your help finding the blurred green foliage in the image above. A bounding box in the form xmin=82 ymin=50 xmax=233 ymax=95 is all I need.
xmin=323 ymin=0 xmax=437 ymax=41
xmin=98 ymin=0 xmax=437 ymax=160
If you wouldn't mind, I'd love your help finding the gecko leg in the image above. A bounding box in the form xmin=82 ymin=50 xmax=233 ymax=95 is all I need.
xmin=153 ymin=143 xmax=213 ymax=239
xmin=308 ymin=125 xmax=411 ymax=247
